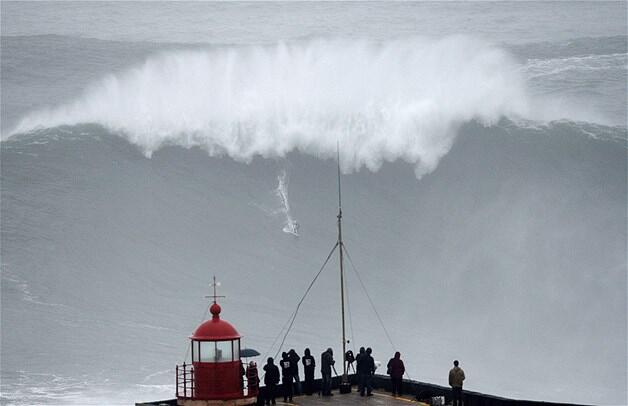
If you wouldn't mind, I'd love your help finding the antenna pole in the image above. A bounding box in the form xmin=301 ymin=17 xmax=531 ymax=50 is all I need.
xmin=337 ymin=141 xmax=348 ymax=383
xmin=206 ymin=276 xmax=225 ymax=304
xmin=337 ymin=141 xmax=342 ymax=212
xmin=212 ymin=276 xmax=217 ymax=304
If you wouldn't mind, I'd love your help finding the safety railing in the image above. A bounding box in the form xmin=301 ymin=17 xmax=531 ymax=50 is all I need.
xmin=176 ymin=363 xmax=195 ymax=399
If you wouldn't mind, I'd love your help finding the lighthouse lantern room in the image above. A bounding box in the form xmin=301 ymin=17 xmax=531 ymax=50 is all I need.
xmin=176 ymin=278 xmax=257 ymax=406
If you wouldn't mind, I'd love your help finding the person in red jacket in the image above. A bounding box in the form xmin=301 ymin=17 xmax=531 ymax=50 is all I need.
xmin=386 ymin=351 xmax=406 ymax=396
xmin=246 ymin=361 xmax=259 ymax=396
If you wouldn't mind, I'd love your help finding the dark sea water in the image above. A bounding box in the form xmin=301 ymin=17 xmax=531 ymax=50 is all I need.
xmin=1 ymin=2 xmax=626 ymax=405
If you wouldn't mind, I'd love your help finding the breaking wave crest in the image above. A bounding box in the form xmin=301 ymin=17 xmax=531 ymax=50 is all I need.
xmin=12 ymin=37 xmax=585 ymax=176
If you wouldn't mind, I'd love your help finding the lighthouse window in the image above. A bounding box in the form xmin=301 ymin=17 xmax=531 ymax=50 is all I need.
xmin=192 ymin=341 xmax=202 ymax=362
xmin=233 ymin=339 xmax=240 ymax=361
xmin=215 ymin=340 xmax=233 ymax=362
xmin=200 ymin=341 xmax=216 ymax=362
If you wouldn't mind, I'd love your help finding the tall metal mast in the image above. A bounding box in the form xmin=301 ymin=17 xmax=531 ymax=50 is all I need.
xmin=337 ymin=142 xmax=348 ymax=384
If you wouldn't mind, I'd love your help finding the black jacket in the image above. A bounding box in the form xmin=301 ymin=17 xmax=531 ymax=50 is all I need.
xmin=321 ymin=351 xmax=335 ymax=374
xmin=280 ymin=358 xmax=293 ymax=379
xmin=264 ymin=363 xmax=280 ymax=385
xmin=365 ymin=354 xmax=375 ymax=375
xmin=302 ymin=355 xmax=315 ymax=372
xmin=358 ymin=354 xmax=375 ymax=375
xmin=356 ymin=352 xmax=364 ymax=372
xmin=288 ymin=351 xmax=301 ymax=376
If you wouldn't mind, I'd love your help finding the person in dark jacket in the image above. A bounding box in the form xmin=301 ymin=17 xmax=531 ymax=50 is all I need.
xmin=362 ymin=347 xmax=375 ymax=396
xmin=356 ymin=347 xmax=367 ymax=395
xmin=263 ymin=357 xmax=280 ymax=405
xmin=288 ymin=349 xmax=302 ymax=395
xmin=356 ymin=347 xmax=366 ymax=364
xmin=302 ymin=348 xmax=316 ymax=395
xmin=387 ymin=351 xmax=406 ymax=396
xmin=320 ymin=348 xmax=335 ymax=396
xmin=280 ymin=352 xmax=293 ymax=402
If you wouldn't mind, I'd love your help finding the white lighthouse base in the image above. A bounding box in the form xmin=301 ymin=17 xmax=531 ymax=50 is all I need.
xmin=177 ymin=398 xmax=256 ymax=406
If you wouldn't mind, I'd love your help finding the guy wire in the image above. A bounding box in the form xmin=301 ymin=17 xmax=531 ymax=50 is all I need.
xmin=343 ymin=245 xmax=412 ymax=379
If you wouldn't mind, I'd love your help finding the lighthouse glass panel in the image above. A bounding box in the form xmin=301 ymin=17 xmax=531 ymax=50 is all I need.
xmin=192 ymin=341 xmax=201 ymax=362
xmin=215 ymin=340 xmax=233 ymax=362
xmin=200 ymin=341 xmax=216 ymax=362
xmin=233 ymin=339 xmax=240 ymax=361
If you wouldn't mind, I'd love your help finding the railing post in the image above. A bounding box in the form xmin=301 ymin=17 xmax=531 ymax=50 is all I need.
xmin=183 ymin=362 xmax=187 ymax=398
xmin=176 ymin=365 xmax=179 ymax=397
xmin=191 ymin=366 xmax=195 ymax=399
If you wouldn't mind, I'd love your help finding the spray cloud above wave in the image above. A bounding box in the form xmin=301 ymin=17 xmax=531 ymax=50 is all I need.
xmin=14 ymin=37 xmax=546 ymax=176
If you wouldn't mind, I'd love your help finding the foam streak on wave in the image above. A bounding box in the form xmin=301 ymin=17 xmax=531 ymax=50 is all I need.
xmin=523 ymin=52 xmax=627 ymax=78
xmin=13 ymin=37 xmax=536 ymax=176
xmin=276 ymin=170 xmax=299 ymax=236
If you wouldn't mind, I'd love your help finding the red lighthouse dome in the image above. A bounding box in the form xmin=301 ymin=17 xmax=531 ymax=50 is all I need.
xmin=191 ymin=303 xmax=241 ymax=341
xmin=176 ymin=279 xmax=257 ymax=406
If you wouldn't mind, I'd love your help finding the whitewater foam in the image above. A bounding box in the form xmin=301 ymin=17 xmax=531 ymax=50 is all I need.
xmin=523 ymin=52 xmax=627 ymax=78
xmin=10 ymin=36 xmax=590 ymax=177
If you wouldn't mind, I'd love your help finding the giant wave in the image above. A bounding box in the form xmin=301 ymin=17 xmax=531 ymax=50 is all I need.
xmin=11 ymin=36 xmax=594 ymax=177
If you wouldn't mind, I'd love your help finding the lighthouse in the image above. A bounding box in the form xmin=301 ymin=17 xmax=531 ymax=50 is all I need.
xmin=176 ymin=278 xmax=258 ymax=406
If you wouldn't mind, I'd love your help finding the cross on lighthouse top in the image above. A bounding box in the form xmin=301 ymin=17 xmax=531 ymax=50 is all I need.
xmin=205 ymin=275 xmax=226 ymax=304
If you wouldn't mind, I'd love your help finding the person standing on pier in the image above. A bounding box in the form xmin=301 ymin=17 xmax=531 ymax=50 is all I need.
xmin=263 ymin=357 xmax=280 ymax=405
xmin=387 ymin=352 xmax=406 ymax=396
xmin=288 ymin=349 xmax=302 ymax=395
xmin=449 ymin=360 xmax=466 ymax=406
xmin=280 ymin=352 xmax=294 ymax=403
xmin=356 ymin=347 xmax=367 ymax=395
xmin=321 ymin=348 xmax=335 ymax=396
xmin=302 ymin=348 xmax=316 ymax=395
xmin=246 ymin=361 xmax=259 ymax=396
xmin=364 ymin=347 xmax=375 ymax=396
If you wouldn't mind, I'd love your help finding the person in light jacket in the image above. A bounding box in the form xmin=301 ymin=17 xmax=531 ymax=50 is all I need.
xmin=448 ymin=360 xmax=466 ymax=406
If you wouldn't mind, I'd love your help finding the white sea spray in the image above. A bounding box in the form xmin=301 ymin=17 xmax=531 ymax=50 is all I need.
xmin=12 ymin=36 xmax=540 ymax=178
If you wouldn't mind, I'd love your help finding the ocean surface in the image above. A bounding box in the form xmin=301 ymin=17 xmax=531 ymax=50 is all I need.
xmin=1 ymin=2 xmax=626 ymax=405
